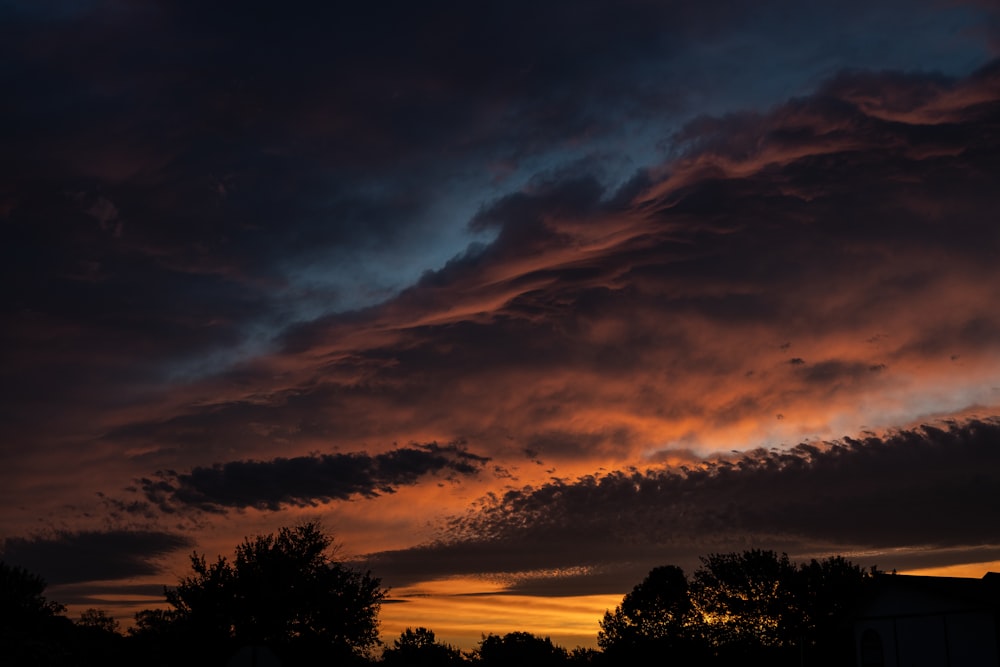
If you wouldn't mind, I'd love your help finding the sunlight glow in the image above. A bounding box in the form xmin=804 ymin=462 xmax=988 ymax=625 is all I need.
xmin=379 ymin=591 xmax=624 ymax=650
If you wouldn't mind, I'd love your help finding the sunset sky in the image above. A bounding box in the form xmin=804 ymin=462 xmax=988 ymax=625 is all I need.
xmin=3 ymin=0 xmax=1000 ymax=650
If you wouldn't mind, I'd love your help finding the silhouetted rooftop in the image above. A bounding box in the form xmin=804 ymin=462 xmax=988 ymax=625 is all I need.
xmin=859 ymin=572 xmax=1000 ymax=618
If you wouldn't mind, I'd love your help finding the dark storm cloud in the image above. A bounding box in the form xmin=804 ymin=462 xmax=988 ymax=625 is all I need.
xmin=3 ymin=1 xmax=1000 ymax=631
xmin=3 ymin=0 xmax=990 ymax=289
xmin=142 ymin=443 xmax=490 ymax=512
xmin=71 ymin=57 xmax=1000 ymax=479
xmin=1 ymin=0 xmax=996 ymax=457
xmin=0 ymin=0 xmax=716 ymax=447
xmin=1 ymin=529 xmax=193 ymax=585
xmin=367 ymin=419 xmax=1000 ymax=592
xmin=0 ymin=0 xmax=692 ymax=258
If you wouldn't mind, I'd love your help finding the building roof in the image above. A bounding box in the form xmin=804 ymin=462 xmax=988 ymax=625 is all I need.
xmin=857 ymin=572 xmax=1000 ymax=619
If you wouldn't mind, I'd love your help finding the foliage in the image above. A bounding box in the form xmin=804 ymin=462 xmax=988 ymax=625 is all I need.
xmin=795 ymin=555 xmax=870 ymax=632
xmin=598 ymin=565 xmax=705 ymax=665
xmin=148 ymin=522 xmax=387 ymax=663
xmin=792 ymin=555 xmax=871 ymax=666
xmin=600 ymin=550 xmax=873 ymax=666
xmin=2 ymin=544 xmax=879 ymax=667
xmin=70 ymin=608 xmax=128 ymax=666
xmin=566 ymin=646 xmax=601 ymax=665
xmin=127 ymin=607 xmax=180 ymax=661
xmin=382 ymin=626 xmax=465 ymax=666
xmin=77 ymin=608 xmax=121 ymax=635
xmin=0 ymin=560 xmax=72 ymax=665
xmin=475 ymin=631 xmax=568 ymax=667
xmin=0 ymin=559 xmax=66 ymax=623
xmin=689 ymin=549 xmax=801 ymax=648
xmin=598 ymin=565 xmax=696 ymax=649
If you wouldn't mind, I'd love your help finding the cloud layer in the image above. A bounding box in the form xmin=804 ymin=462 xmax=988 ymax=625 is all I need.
xmin=141 ymin=443 xmax=490 ymax=512
xmin=1 ymin=530 xmax=194 ymax=586
xmin=96 ymin=57 xmax=1000 ymax=471
xmin=368 ymin=419 xmax=1000 ymax=594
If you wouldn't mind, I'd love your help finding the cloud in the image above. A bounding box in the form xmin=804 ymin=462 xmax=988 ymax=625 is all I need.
xmin=1 ymin=529 xmax=193 ymax=585
xmin=46 ymin=581 xmax=171 ymax=608
xmin=78 ymin=58 xmax=1000 ymax=489
xmin=366 ymin=418 xmax=1000 ymax=593
xmin=142 ymin=443 xmax=491 ymax=512
xmin=3 ymin=3 xmax=1000 ymax=627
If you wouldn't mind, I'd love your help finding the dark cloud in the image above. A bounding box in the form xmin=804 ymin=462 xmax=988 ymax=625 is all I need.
xmin=3 ymin=0 xmax=1000 ymax=633
xmin=68 ymin=58 xmax=1000 ymax=479
xmin=367 ymin=418 xmax=1000 ymax=592
xmin=1 ymin=0 xmax=997 ymax=454
xmin=46 ymin=581 xmax=171 ymax=608
xmin=225 ymin=62 xmax=981 ymax=453
xmin=797 ymin=359 xmax=881 ymax=385
xmin=1 ymin=529 xmax=193 ymax=585
xmin=142 ymin=443 xmax=491 ymax=512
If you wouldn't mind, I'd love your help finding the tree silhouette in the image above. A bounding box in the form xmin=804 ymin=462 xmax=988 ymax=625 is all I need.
xmin=0 ymin=560 xmax=72 ymax=665
xmin=600 ymin=550 xmax=874 ymax=666
xmin=474 ymin=631 xmax=568 ymax=667
xmin=77 ymin=608 xmax=121 ymax=635
xmin=72 ymin=608 xmax=126 ymax=666
xmin=128 ymin=608 xmax=182 ymax=665
xmin=689 ymin=549 xmax=801 ymax=650
xmin=381 ymin=626 xmax=465 ymax=666
xmin=1 ymin=560 xmax=65 ymax=619
xmin=566 ymin=646 xmax=601 ymax=665
xmin=598 ymin=565 xmax=703 ymax=664
xmin=793 ymin=555 xmax=871 ymax=667
xmin=141 ymin=522 xmax=386 ymax=664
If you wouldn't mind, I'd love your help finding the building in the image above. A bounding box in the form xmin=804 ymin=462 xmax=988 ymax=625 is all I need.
xmin=854 ymin=572 xmax=1000 ymax=667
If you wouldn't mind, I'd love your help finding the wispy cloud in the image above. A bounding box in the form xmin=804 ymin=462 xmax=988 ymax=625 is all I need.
xmin=1 ymin=529 xmax=194 ymax=585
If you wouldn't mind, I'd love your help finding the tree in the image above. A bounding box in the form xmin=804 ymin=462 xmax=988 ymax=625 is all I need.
xmin=598 ymin=566 xmax=694 ymax=647
xmin=0 ymin=560 xmax=72 ymax=665
xmin=598 ymin=565 xmax=701 ymax=664
xmin=566 ymin=646 xmax=601 ymax=665
xmin=77 ymin=608 xmax=120 ymax=635
xmin=475 ymin=631 xmax=568 ymax=667
xmin=128 ymin=609 xmax=178 ymax=650
xmin=72 ymin=608 xmax=126 ymax=666
xmin=0 ymin=560 xmax=65 ymax=625
xmin=689 ymin=549 xmax=801 ymax=650
xmin=795 ymin=556 xmax=869 ymax=633
xmin=152 ymin=522 xmax=387 ymax=664
xmin=382 ymin=627 xmax=465 ymax=666
xmin=600 ymin=552 xmax=873 ymax=666
xmin=794 ymin=556 xmax=871 ymax=667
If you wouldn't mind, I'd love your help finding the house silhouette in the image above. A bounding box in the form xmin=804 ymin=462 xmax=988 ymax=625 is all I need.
xmin=854 ymin=572 xmax=1000 ymax=667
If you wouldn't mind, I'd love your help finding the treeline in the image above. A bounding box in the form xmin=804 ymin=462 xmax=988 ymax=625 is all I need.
xmin=1 ymin=522 xmax=878 ymax=666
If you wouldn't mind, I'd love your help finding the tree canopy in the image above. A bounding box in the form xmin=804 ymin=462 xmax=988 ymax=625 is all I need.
xmin=1 ymin=560 xmax=72 ymax=664
xmin=689 ymin=549 xmax=802 ymax=648
xmin=598 ymin=565 xmax=698 ymax=654
xmin=599 ymin=550 xmax=872 ymax=666
xmin=0 ymin=560 xmax=65 ymax=624
xmin=382 ymin=627 xmax=464 ymax=666
xmin=135 ymin=522 xmax=387 ymax=664
xmin=1 ymin=544 xmax=879 ymax=666
xmin=475 ymin=631 xmax=568 ymax=667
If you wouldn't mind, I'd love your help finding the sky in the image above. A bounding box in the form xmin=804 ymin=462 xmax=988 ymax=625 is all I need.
xmin=2 ymin=0 xmax=1000 ymax=650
